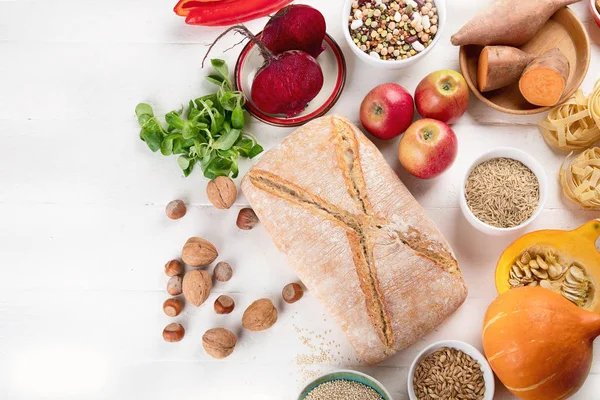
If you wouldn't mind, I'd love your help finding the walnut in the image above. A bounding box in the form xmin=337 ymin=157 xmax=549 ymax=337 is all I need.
xmin=182 ymin=270 xmax=212 ymax=307
xmin=206 ymin=176 xmax=237 ymax=210
xmin=202 ymin=328 xmax=237 ymax=359
xmin=182 ymin=237 xmax=218 ymax=267
xmin=242 ymin=298 xmax=278 ymax=331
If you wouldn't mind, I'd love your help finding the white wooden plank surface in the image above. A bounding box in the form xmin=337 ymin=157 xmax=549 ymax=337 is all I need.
xmin=1 ymin=0 xmax=599 ymax=399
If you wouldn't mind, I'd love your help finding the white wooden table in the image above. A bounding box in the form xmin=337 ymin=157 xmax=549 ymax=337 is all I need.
xmin=1 ymin=0 xmax=599 ymax=399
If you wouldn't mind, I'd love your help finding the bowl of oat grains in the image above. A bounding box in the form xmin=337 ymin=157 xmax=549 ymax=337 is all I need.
xmin=460 ymin=147 xmax=548 ymax=236
xmin=343 ymin=0 xmax=446 ymax=69
xmin=297 ymin=370 xmax=392 ymax=400
xmin=408 ymin=340 xmax=495 ymax=400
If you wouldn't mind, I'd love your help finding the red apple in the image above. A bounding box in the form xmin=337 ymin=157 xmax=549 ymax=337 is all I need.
xmin=415 ymin=70 xmax=469 ymax=124
xmin=360 ymin=83 xmax=414 ymax=140
xmin=398 ymin=119 xmax=458 ymax=179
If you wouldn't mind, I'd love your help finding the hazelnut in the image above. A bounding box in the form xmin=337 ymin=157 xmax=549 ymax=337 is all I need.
xmin=202 ymin=328 xmax=236 ymax=359
xmin=214 ymin=262 xmax=233 ymax=282
xmin=164 ymin=259 xmax=183 ymax=277
xmin=236 ymin=208 xmax=259 ymax=230
xmin=182 ymin=237 xmax=218 ymax=267
xmin=167 ymin=275 xmax=183 ymax=296
xmin=282 ymin=283 xmax=304 ymax=304
xmin=163 ymin=298 xmax=184 ymax=317
xmin=206 ymin=176 xmax=237 ymax=210
xmin=182 ymin=269 xmax=212 ymax=307
xmin=242 ymin=298 xmax=278 ymax=331
xmin=165 ymin=200 xmax=186 ymax=220
xmin=214 ymin=295 xmax=235 ymax=314
xmin=162 ymin=323 xmax=185 ymax=342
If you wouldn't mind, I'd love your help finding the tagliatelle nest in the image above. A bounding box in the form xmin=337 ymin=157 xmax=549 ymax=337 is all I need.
xmin=539 ymin=82 xmax=600 ymax=151
xmin=590 ymin=80 xmax=600 ymax=127
xmin=560 ymin=147 xmax=600 ymax=209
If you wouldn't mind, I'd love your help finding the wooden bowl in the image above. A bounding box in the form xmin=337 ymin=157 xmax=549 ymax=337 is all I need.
xmin=459 ymin=7 xmax=590 ymax=115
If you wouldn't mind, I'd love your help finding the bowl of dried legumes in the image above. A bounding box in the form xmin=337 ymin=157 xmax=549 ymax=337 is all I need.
xmin=408 ymin=340 xmax=495 ymax=400
xmin=344 ymin=0 xmax=445 ymax=69
xmin=298 ymin=370 xmax=392 ymax=400
xmin=460 ymin=147 xmax=548 ymax=236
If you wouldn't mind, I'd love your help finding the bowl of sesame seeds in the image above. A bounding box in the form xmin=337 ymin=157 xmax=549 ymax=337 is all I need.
xmin=298 ymin=370 xmax=392 ymax=400
xmin=343 ymin=0 xmax=446 ymax=69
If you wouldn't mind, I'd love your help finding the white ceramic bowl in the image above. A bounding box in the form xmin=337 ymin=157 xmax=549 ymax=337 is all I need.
xmin=407 ymin=340 xmax=495 ymax=400
xmin=342 ymin=0 xmax=446 ymax=69
xmin=459 ymin=147 xmax=548 ymax=236
xmin=297 ymin=369 xmax=393 ymax=400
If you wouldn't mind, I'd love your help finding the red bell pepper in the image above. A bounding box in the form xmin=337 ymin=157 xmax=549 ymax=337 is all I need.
xmin=185 ymin=0 xmax=292 ymax=26
xmin=173 ymin=0 xmax=233 ymax=17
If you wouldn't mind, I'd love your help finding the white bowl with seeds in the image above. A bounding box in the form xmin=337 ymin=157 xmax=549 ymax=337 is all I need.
xmin=460 ymin=147 xmax=548 ymax=236
xmin=408 ymin=340 xmax=495 ymax=400
xmin=342 ymin=0 xmax=446 ymax=69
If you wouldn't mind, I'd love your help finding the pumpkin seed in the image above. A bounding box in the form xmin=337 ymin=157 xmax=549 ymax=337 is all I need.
xmin=512 ymin=266 xmax=523 ymax=278
xmin=531 ymin=268 xmax=548 ymax=279
xmin=509 ymin=247 xmax=593 ymax=309
xmin=569 ymin=266 xmax=585 ymax=281
xmin=565 ymin=273 xmax=580 ymax=286
xmin=548 ymin=265 xmax=560 ymax=279
xmin=562 ymin=285 xmax=583 ymax=296
xmin=562 ymin=291 xmax=582 ymax=304
xmin=536 ymin=256 xmax=549 ymax=270
xmin=539 ymin=280 xmax=553 ymax=290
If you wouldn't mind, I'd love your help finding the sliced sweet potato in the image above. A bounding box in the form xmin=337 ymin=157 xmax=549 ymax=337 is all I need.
xmin=477 ymin=46 xmax=536 ymax=92
xmin=518 ymin=48 xmax=570 ymax=107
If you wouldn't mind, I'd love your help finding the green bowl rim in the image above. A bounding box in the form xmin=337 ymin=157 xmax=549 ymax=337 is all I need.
xmin=297 ymin=370 xmax=392 ymax=400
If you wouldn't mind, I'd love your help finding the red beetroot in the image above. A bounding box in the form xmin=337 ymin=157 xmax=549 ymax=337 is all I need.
xmin=203 ymin=26 xmax=324 ymax=118
xmin=261 ymin=5 xmax=327 ymax=58
xmin=251 ymin=50 xmax=323 ymax=116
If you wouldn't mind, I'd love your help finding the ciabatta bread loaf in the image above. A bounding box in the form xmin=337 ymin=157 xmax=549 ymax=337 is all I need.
xmin=242 ymin=115 xmax=467 ymax=364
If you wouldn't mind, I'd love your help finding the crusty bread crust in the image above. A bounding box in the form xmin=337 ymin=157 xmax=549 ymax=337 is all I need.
xmin=242 ymin=116 xmax=467 ymax=364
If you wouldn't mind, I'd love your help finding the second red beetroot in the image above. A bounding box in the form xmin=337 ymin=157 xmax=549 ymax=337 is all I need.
xmin=261 ymin=5 xmax=327 ymax=58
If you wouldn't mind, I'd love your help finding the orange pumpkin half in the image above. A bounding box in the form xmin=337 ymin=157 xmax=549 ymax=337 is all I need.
xmin=496 ymin=219 xmax=600 ymax=312
xmin=483 ymin=287 xmax=600 ymax=400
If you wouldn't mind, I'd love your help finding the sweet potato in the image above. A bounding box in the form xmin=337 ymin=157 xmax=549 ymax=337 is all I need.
xmin=477 ymin=46 xmax=536 ymax=92
xmin=519 ymin=48 xmax=570 ymax=107
xmin=451 ymin=0 xmax=581 ymax=47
